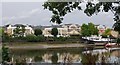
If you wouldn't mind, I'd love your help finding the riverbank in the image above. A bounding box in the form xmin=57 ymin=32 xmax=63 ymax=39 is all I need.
xmin=4 ymin=42 xmax=120 ymax=50
xmin=6 ymin=43 xmax=87 ymax=50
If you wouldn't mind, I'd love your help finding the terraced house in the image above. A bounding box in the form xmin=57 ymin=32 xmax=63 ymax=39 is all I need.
xmin=4 ymin=24 xmax=34 ymax=36
xmin=42 ymin=24 xmax=81 ymax=37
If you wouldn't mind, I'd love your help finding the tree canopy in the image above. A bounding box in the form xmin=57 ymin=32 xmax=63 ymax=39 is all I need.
xmin=102 ymin=28 xmax=111 ymax=37
xmin=13 ymin=25 xmax=25 ymax=37
xmin=51 ymin=28 xmax=58 ymax=37
xmin=81 ymin=23 xmax=98 ymax=36
xmin=34 ymin=29 xmax=43 ymax=36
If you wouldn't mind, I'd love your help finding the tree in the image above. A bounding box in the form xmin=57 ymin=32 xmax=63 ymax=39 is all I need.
xmin=113 ymin=22 xmax=120 ymax=44
xmin=13 ymin=25 xmax=26 ymax=37
xmin=81 ymin=23 xmax=98 ymax=36
xmin=13 ymin=26 xmax=21 ymax=37
xmin=102 ymin=28 xmax=111 ymax=37
xmin=34 ymin=29 xmax=42 ymax=36
xmin=81 ymin=23 xmax=90 ymax=36
xmin=43 ymin=2 xmax=120 ymax=24
xmin=21 ymin=25 xmax=26 ymax=36
xmin=2 ymin=29 xmax=11 ymax=42
xmin=51 ymin=28 xmax=58 ymax=37
xmin=51 ymin=52 xmax=58 ymax=64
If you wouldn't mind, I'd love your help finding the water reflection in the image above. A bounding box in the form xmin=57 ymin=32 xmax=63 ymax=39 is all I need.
xmin=10 ymin=47 xmax=120 ymax=64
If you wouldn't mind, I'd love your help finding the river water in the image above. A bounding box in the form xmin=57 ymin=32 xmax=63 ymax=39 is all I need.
xmin=10 ymin=47 xmax=120 ymax=64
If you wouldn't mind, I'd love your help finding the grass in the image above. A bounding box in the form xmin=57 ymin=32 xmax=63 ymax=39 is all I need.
xmin=3 ymin=42 xmax=86 ymax=50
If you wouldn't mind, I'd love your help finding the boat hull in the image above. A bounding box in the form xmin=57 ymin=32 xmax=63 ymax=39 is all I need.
xmin=105 ymin=43 xmax=117 ymax=47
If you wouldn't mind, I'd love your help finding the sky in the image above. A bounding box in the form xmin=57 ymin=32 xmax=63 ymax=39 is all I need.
xmin=1 ymin=2 xmax=115 ymax=28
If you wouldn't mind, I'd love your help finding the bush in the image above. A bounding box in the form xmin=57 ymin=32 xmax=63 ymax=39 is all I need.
xmin=25 ymin=35 xmax=37 ymax=42
xmin=55 ymin=36 xmax=67 ymax=41
xmin=10 ymin=36 xmax=26 ymax=42
xmin=37 ymin=35 xmax=45 ymax=42
xmin=2 ymin=33 xmax=11 ymax=42
xmin=25 ymin=35 xmax=45 ymax=42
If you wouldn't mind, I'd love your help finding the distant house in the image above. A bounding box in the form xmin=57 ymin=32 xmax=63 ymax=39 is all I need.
xmin=95 ymin=25 xmax=107 ymax=35
xmin=42 ymin=24 xmax=81 ymax=37
xmin=4 ymin=24 xmax=34 ymax=36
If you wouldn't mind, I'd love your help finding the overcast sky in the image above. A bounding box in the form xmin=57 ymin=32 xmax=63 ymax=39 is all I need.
xmin=1 ymin=2 xmax=115 ymax=28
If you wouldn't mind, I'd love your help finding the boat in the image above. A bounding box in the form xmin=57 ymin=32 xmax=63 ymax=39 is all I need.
xmin=82 ymin=35 xmax=112 ymax=43
xmin=105 ymin=43 xmax=117 ymax=47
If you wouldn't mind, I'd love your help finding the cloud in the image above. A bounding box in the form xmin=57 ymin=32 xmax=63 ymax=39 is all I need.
xmin=1 ymin=0 xmax=47 ymax=2
xmin=29 ymin=8 xmax=41 ymax=15
xmin=2 ymin=8 xmax=41 ymax=21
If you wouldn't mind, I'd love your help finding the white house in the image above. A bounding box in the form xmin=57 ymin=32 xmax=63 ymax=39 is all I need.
xmin=42 ymin=24 xmax=81 ymax=37
xmin=5 ymin=24 xmax=34 ymax=36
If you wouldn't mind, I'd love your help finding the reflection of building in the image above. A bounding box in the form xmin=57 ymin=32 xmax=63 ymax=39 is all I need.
xmin=42 ymin=24 xmax=81 ymax=37
xmin=4 ymin=24 xmax=34 ymax=36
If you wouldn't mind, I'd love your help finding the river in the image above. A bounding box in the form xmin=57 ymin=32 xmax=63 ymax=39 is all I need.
xmin=9 ymin=46 xmax=120 ymax=65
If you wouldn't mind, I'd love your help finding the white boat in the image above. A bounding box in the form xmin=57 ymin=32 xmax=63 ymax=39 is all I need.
xmin=82 ymin=35 xmax=111 ymax=43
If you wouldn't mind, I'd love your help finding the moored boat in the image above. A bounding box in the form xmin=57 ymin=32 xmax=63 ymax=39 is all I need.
xmin=105 ymin=43 xmax=117 ymax=47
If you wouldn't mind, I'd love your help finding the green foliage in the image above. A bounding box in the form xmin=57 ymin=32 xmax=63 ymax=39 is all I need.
xmin=54 ymin=36 xmax=67 ymax=41
xmin=43 ymin=2 xmax=81 ymax=24
xmin=34 ymin=29 xmax=42 ymax=36
xmin=0 ymin=28 xmax=3 ymax=36
xmin=13 ymin=25 xmax=25 ymax=37
xmin=117 ymin=38 xmax=120 ymax=44
xmin=81 ymin=23 xmax=98 ymax=36
xmin=2 ymin=45 xmax=11 ymax=64
xmin=113 ymin=22 xmax=120 ymax=34
xmin=25 ymin=35 xmax=37 ymax=42
xmin=102 ymin=28 xmax=111 ymax=38
xmin=37 ymin=35 xmax=45 ymax=42
xmin=2 ymin=32 xmax=11 ymax=42
xmin=51 ymin=28 xmax=58 ymax=37
xmin=25 ymin=35 xmax=45 ymax=42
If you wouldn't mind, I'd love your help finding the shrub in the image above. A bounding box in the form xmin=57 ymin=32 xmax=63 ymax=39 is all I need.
xmin=37 ymin=35 xmax=45 ymax=42
xmin=55 ymin=36 xmax=66 ymax=41
xmin=25 ymin=35 xmax=37 ymax=42
xmin=25 ymin=35 xmax=45 ymax=42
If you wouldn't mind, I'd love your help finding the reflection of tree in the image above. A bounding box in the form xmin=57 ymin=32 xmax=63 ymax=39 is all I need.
xmin=51 ymin=52 xmax=58 ymax=64
xmin=100 ymin=51 xmax=112 ymax=65
xmin=15 ymin=58 xmax=27 ymax=65
xmin=81 ymin=52 xmax=99 ymax=65
xmin=34 ymin=55 xmax=42 ymax=62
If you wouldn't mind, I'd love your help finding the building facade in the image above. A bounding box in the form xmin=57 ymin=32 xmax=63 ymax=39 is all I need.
xmin=42 ymin=24 xmax=81 ymax=37
xmin=4 ymin=24 xmax=34 ymax=36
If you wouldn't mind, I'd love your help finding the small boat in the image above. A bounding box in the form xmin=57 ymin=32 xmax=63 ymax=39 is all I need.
xmin=82 ymin=35 xmax=111 ymax=43
xmin=105 ymin=43 xmax=117 ymax=47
